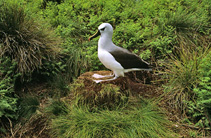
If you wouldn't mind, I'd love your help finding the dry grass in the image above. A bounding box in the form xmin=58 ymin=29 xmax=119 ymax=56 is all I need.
xmin=6 ymin=114 xmax=51 ymax=138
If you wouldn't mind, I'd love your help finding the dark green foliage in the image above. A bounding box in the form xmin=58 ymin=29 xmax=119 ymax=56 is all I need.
xmin=18 ymin=96 xmax=40 ymax=121
xmin=0 ymin=57 xmax=19 ymax=119
xmin=40 ymin=0 xmax=211 ymax=66
xmin=38 ymin=60 xmax=66 ymax=80
xmin=188 ymin=51 xmax=211 ymax=128
xmin=45 ymin=100 xmax=68 ymax=116
xmin=0 ymin=57 xmax=19 ymax=135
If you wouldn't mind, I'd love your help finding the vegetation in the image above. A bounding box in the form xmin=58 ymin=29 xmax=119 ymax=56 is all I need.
xmin=0 ymin=1 xmax=60 ymax=78
xmin=0 ymin=0 xmax=210 ymax=137
xmin=163 ymin=46 xmax=210 ymax=111
xmin=188 ymin=50 xmax=211 ymax=128
xmin=163 ymin=46 xmax=211 ymax=134
xmin=70 ymin=80 xmax=129 ymax=110
xmin=50 ymin=100 xmax=174 ymax=138
xmin=0 ymin=58 xmax=19 ymax=120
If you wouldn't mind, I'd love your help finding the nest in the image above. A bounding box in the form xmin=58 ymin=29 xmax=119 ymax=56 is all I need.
xmin=67 ymin=70 xmax=161 ymax=110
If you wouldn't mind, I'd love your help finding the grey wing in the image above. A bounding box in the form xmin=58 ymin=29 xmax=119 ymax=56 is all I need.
xmin=108 ymin=47 xmax=150 ymax=69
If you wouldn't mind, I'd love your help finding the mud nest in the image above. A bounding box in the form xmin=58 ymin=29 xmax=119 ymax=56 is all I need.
xmin=67 ymin=70 xmax=161 ymax=109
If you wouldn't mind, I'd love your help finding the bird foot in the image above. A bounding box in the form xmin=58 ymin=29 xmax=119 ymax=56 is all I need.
xmin=92 ymin=73 xmax=114 ymax=79
xmin=92 ymin=76 xmax=118 ymax=83
xmin=93 ymin=79 xmax=104 ymax=83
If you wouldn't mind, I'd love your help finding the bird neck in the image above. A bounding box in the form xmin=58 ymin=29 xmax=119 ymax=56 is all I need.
xmin=98 ymin=34 xmax=114 ymax=50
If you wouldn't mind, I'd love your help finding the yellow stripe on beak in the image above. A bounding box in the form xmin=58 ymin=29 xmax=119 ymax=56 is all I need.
xmin=88 ymin=30 xmax=100 ymax=41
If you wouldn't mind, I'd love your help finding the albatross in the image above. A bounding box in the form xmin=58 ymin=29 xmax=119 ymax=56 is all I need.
xmin=89 ymin=23 xmax=152 ymax=83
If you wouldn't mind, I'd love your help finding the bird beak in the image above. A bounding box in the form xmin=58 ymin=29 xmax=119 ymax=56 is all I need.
xmin=88 ymin=30 xmax=100 ymax=41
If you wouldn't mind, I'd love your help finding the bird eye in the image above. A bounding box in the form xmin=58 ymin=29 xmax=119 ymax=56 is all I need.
xmin=100 ymin=27 xmax=105 ymax=31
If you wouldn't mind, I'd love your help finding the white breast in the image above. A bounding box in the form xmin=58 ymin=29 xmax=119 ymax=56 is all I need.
xmin=98 ymin=49 xmax=124 ymax=74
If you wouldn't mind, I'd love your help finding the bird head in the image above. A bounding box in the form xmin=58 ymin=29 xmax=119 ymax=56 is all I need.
xmin=89 ymin=23 xmax=113 ymax=41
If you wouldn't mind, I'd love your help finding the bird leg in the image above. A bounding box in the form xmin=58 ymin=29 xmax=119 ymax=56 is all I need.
xmin=93 ymin=76 xmax=118 ymax=83
xmin=92 ymin=73 xmax=114 ymax=79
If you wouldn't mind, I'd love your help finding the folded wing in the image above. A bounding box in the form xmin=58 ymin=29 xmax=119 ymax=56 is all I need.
xmin=108 ymin=47 xmax=150 ymax=69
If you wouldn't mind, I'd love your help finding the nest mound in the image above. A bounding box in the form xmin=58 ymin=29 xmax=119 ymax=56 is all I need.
xmin=67 ymin=70 xmax=162 ymax=110
xmin=76 ymin=70 xmax=160 ymax=98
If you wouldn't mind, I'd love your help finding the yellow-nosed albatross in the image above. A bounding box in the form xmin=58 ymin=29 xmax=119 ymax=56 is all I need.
xmin=89 ymin=23 xmax=152 ymax=83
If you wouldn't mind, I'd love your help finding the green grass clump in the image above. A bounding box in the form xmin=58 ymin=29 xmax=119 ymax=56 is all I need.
xmin=159 ymin=6 xmax=209 ymax=33
xmin=163 ymin=46 xmax=210 ymax=114
xmin=51 ymin=100 xmax=174 ymax=138
xmin=18 ymin=96 xmax=40 ymax=121
xmin=0 ymin=1 xmax=60 ymax=76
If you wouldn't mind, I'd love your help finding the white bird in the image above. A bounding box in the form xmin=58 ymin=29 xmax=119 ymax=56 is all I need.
xmin=89 ymin=23 xmax=152 ymax=83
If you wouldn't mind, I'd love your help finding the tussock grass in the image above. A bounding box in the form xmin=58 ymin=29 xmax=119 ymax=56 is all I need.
xmin=51 ymin=100 xmax=174 ymax=138
xmin=18 ymin=96 xmax=40 ymax=121
xmin=158 ymin=5 xmax=210 ymax=54
xmin=160 ymin=7 xmax=203 ymax=32
xmin=11 ymin=113 xmax=51 ymax=138
xmin=162 ymin=45 xmax=210 ymax=113
xmin=45 ymin=100 xmax=68 ymax=116
xmin=0 ymin=2 xmax=60 ymax=76
xmin=66 ymin=47 xmax=88 ymax=80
